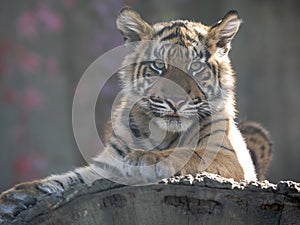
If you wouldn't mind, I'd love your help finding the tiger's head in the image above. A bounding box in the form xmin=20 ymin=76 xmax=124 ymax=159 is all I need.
xmin=116 ymin=7 xmax=241 ymax=132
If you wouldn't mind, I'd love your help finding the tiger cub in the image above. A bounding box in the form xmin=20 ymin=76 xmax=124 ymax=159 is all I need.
xmin=0 ymin=7 xmax=272 ymax=220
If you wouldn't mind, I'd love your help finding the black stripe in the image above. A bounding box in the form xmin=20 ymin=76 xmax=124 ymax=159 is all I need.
xmin=216 ymin=61 xmax=221 ymax=79
xmin=193 ymin=47 xmax=203 ymax=59
xmin=130 ymin=62 xmax=137 ymax=75
xmin=132 ymin=51 xmax=142 ymax=82
xmin=160 ymin=32 xmax=198 ymax=45
xmin=54 ymin=180 xmax=65 ymax=189
xmin=129 ymin=114 xmax=142 ymax=138
xmin=205 ymin=50 xmax=211 ymax=61
xmin=194 ymin=151 xmax=205 ymax=164
xmin=197 ymin=107 xmax=211 ymax=119
xmin=135 ymin=63 xmax=143 ymax=81
xmin=198 ymin=112 xmax=211 ymax=119
xmin=73 ymin=171 xmax=85 ymax=184
xmin=109 ymin=141 xmax=126 ymax=158
xmin=184 ymin=34 xmax=198 ymax=44
xmin=154 ymin=22 xmax=188 ymax=37
xmin=111 ymin=131 xmax=131 ymax=153
xmin=197 ymin=129 xmax=226 ymax=146
xmin=248 ymin=147 xmax=258 ymax=170
xmin=136 ymin=61 xmax=152 ymax=81
xmin=165 ymin=99 xmax=177 ymax=112
xmin=160 ymin=33 xmax=180 ymax=42
xmin=213 ymin=144 xmax=234 ymax=152
xmin=200 ymin=118 xmax=229 ymax=133
xmin=211 ymin=64 xmax=217 ymax=76
xmin=68 ymin=176 xmax=74 ymax=184
xmin=196 ymin=31 xmax=204 ymax=42
xmin=141 ymin=65 xmax=148 ymax=78
xmin=164 ymin=133 xmax=180 ymax=149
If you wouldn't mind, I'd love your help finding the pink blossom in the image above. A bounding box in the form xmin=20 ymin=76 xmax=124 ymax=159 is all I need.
xmin=46 ymin=58 xmax=58 ymax=75
xmin=17 ymin=11 xmax=38 ymax=38
xmin=37 ymin=3 xmax=64 ymax=32
xmin=23 ymin=88 xmax=44 ymax=110
xmin=18 ymin=52 xmax=41 ymax=73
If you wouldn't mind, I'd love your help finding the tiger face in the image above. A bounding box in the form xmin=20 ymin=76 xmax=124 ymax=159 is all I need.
xmin=116 ymin=7 xmax=241 ymax=132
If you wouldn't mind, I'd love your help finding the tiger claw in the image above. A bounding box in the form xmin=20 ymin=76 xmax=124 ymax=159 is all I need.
xmin=9 ymin=192 xmax=37 ymax=206
xmin=0 ymin=180 xmax=63 ymax=221
xmin=0 ymin=202 xmax=28 ymax=218
xmin=0 ymin=191 xmax=38 ymax=220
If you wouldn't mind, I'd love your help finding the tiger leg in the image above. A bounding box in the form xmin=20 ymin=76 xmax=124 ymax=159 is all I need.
xmin=163 ymin=148 xmax=244 ymax=180
xmin=0 ymin=165 xmax=103 ymax=219
xmin=123 ymin=147 xmax=245 ymax=182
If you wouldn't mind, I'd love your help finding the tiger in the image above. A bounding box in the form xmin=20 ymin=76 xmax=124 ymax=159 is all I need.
xmin=0 ymin=7 xmax=272 ymax=220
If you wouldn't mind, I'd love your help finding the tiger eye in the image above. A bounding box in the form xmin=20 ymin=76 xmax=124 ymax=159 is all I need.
xmin=154 ymin=60 xmax=165 ymax=70
xmin=190 ymin=61 xmax=203 ymax=71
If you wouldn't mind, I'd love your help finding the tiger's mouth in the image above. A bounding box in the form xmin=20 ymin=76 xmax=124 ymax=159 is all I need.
xmin=148 ymin=108 xmax=196 ymax=132
xmin=151 ymin=110 xmax=193 ymax=119
xmin=165 ymin=113 xmax=180 ymax=117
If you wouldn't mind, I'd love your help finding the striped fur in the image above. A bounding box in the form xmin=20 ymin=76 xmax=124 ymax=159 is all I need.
xmin=0 ymin=7 xmax=272 ymax=219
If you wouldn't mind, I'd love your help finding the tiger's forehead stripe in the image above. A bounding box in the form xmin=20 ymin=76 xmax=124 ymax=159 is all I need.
xmin=153 ymin=20 xmax=208 ymax=43
xmin=153 ymin=21 xmax=189 ymax=37
xmin=150 ymin=21 xmax=211 ymax=65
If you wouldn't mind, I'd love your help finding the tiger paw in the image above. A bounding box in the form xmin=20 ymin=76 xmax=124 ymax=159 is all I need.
xmin=122 ymin=150 xmax=176 ymax=182
xmin=0 ymin=180 xmax=63 ymax=221
xmin=123 ymin=150 xmax=164 ymax=166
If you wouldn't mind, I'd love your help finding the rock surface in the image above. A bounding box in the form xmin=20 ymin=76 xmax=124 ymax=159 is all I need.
xmin=2 ymin=173 xmax=300 ymax=225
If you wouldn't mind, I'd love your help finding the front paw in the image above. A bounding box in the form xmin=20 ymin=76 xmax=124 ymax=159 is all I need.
xmin=122 ymin=150 xmax=176 ymax=182
xmin=123 ymin=150 xmax=162 ymax=166
xmin=0 ymin=180 xmax=63 ymax=221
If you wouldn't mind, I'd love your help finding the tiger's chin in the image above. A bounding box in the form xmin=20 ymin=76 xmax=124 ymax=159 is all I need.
xmin=154 ymin=116 xmax=194 ymax=132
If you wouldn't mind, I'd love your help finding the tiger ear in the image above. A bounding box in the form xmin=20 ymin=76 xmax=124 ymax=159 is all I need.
xmin=209 ymin=10 xmax=241 ymax=49
xmin=116 ymin=7 xmax=153 ymax=43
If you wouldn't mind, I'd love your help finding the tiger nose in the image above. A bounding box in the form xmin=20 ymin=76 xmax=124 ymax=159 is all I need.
xmin=166 ymin=97 xmax=186 ymax=109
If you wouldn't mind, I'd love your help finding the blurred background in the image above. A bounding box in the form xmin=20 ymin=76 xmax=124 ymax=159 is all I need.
xmin=0 ymin=0 xmax=299 ymax=192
